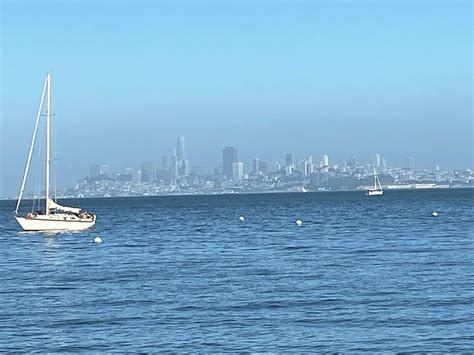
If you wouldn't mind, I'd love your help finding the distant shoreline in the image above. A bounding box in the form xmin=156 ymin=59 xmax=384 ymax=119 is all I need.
xmin=2 ymin=185 xmax=473 ymax=203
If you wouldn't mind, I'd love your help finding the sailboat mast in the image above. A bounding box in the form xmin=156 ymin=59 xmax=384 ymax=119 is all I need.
xmin=373 ymin=167 xmax=377 ymax=189
xmin=45 ymin=73 xmax=51 ymax=215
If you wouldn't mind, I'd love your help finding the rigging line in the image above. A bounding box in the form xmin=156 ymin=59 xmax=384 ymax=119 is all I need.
xmin=15 ymin=77 xmax=48 ymax=214
xmin=37 ymin=133 xmax=46 ymax=211
xmin=32 ymin=156 xmax=40 ymax=213
xmin=54 ymin=157 xmax=58 ymax=202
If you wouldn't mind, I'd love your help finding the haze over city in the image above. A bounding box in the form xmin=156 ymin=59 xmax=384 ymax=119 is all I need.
xmin=1 ymin=1 xmax=472 ymax=197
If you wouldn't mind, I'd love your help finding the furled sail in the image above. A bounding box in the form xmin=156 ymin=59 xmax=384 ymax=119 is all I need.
xmin=47 ymin=199 xmax=82 ymax=214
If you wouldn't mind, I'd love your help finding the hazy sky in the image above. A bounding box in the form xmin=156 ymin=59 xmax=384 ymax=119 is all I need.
xmin=1 ymin=0 xmax=472 ymax=196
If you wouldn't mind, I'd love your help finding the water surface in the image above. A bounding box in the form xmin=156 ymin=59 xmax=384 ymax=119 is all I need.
xmin=0 ymin=189 xmax=473 ymax=351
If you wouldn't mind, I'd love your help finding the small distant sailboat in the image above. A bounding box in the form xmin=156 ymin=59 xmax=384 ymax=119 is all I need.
xmin=14 ymin=74 xmax=96 ymax=231
xmin=301 ymin=186 xmax=308 ymax=193
xmin=367 ymin=167 xmax=383 ymax=196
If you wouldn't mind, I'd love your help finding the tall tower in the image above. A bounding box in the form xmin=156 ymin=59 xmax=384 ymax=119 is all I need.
xmin=320 ymin=154 xmax=329 ymax=173
xmin=170 ymin=153 xmax=178 ymax=186
xmin=176 ymin=136 xmax=185 ymax=162
xmin=322 ymin=154 xmax=329 ymax=167
xmin=232 ymin=162 xmax=244 ymax=182
xmin=285 ymin=153 xmax=293 ymax=167
xmin=223 ymin=146 xmax=238 ymax=179
xmin=252 ymin=158 xmax=259 ymax=175
xmin=375 ymin=153 xmax=381 ymax=167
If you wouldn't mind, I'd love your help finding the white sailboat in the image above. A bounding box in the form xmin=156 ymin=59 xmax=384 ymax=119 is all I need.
xmin=14 ymin=74 xmax=96 ymax=231
xmin=367 ymin=167 xmax=383 ymax=196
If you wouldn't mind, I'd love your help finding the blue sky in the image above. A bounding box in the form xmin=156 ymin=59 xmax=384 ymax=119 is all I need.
xmin=1 ymin=1 xmax=472 ymax=196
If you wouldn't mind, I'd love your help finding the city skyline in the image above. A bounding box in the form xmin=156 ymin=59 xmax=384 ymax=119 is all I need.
xmin=85 ymin=142 xmax=462 ymax=182
xmin=3 ymin=131 xmax=472 ymax=199
xmin=3 ymin=129 xmax=473 ymax=198
xmin=42 ymin=142 xmax=474 ymax=199
xmin=83 ymin=137 xmax=467 ymax=178
xmin=87 ymin=150 xmax=431 ymax=179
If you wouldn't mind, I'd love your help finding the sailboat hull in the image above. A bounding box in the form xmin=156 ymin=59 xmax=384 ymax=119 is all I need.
xmin=367 ymin=190 xmax=384 ymax=196
xmin=15 ymin=215 xmax=95 ymax=231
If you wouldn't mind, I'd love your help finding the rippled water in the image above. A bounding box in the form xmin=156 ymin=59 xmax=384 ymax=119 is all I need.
xmin=0 ymin=189 xmax=473 ymax=351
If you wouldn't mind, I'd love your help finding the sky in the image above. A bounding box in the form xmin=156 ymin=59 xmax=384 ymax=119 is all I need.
xmin=1 ymin=0 xmax=472 ymax=196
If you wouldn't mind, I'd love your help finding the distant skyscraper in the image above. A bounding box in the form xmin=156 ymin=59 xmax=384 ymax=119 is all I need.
xmin=321 ymin=154 xmax=329 ymax=172
xmin=170 ymin=154 xmax=178 ymax=186
xmin=408 ymin=157 xmax=415 ymax=170
xmin=322 ymin=154 xmax=329 ymax=167
xmin=301 ymin=161 xmax=309 ymax=175
xmin=294 ymin=158 xmax=300 ymax=170
xmin=376 ymin=153 xmax=381 ymax=167
xmin=285 ymin=153 xmax=293 ymax=167
xmin=252 ymin=158 xmax=259 ymax=175
xmin=161 ymin=155 xmax=168 ymax=171
xmin=141 ymin=161 xmax=155 ymax=183
xmin=232 ymin=161 xmax=244 ymax=182
xmin=176 ymin=136 xmax=185 ymax=162
xmin=182 ymin=160 xmax=191 ymax=176
xmin=223 ymin=146 xmax=238 ymax=179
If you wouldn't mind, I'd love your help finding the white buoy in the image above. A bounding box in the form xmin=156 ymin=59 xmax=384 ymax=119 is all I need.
xmin=238 ymin=216 xmax=245 ymax=222
xmin=295 ymin=219 xmax=303 ymax=226
xmin=93 ymin=236 xmax=103 ymax=244
xmin=432 ymin=211 xmax=439 ymax=217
